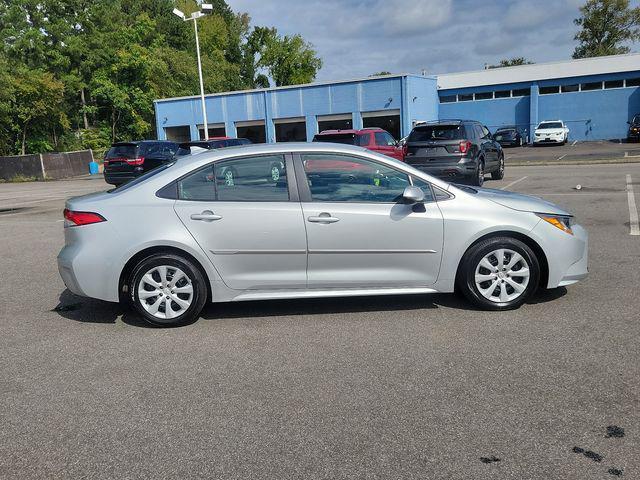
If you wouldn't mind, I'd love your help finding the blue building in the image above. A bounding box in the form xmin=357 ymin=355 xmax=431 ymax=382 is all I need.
xmin=155 ymin=53 xmax=640 ymax=143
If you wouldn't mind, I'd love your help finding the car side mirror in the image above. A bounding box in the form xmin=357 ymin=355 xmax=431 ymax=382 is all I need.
xmin=402 ymin=185 xmax=425 ymax=204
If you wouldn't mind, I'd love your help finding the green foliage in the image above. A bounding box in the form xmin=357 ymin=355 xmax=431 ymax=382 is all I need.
xmin=488 ymin=58 xmax=534 ymax=69
xmin=573 ymin=0 xmax=640 ymax=58
xmin=370 ymin=71 xmax=392 ymax=77
xmin=0 ymin=0 xmax=322 ymax=155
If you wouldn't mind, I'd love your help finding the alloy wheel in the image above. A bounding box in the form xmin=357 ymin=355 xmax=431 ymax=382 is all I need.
xmin=474 ymin=248 xmax=530 ymax=303
xmin=137 ymin=265 xmax=194 ymax=320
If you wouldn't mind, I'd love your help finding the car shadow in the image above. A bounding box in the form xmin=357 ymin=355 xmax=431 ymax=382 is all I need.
xmin=54 ymin=287 xmax=569 ymax=328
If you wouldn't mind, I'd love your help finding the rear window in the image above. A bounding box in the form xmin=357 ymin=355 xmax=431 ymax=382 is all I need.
xmin=538 ymin=122 xmax=563 ymax=129
xmin=313 ymin=133 xmax=368 ymax=146
xmin=226 ymin=138 xmax=252 ymax=146
xmin=408 ymin=125 xmax=465 ymax=142
xmin=139 ymin=142 xmax=177 ymax=158
xmin=108 ymin=163 xmax=174 ymax=193
xmin=106 ymin=144 xmax=137 ymax=159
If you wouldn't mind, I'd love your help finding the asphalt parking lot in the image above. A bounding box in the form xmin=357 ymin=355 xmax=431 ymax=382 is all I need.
xmin=1 ymin=165 xmax=639 ymax=479
xmin=504 ymin=139 xmax=640 ymax=165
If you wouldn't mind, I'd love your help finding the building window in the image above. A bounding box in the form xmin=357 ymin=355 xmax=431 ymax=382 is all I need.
xmin=440 ymin=95 xmax=457 ymax=103
xmin=561 ymin=84 xmax=579 ymax=93
xmin=236 ymin=121 xmax=266 ymax=144
xmin=539 ymin=86 xmax=560 ymax=95
xmin=494 ymin=90 xmax=511 ymax=98
xmin=458 ymin=93 xmax=473 ymax=102
xmin=274 ymin=118 xmax=307 ymax=142
xmin=581 ymin=81 xmax=602 ymax=91
xmin=317 ymin=114 xmax=352 ymax=133
xmin=164 ymin=126 xmax=191 ymax=142
xmin=474 ymin=91 xmax=493 ymax=100
xmin=512 ymin=88 xmax=530 ymax=97
xmin=604 ymin=79 xmax=624 ymax=89
xmin=362 ymin=110 xmax=401 ymax=140
xmin=626 ymin=77 xmax=640 ymax=87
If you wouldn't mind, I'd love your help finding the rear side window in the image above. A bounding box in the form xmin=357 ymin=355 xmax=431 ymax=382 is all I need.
xmin=374 ymin=132 xmax=396 ymax=146
xmin=177 ymin=155 xmax=288 ymax=202
xmin=313 ymin=134 xmax=358 ymax=145
xmin=106 ymin=145 xmax=137 ymax=159
xmin=408 ymin=125 xmax=465 ymax=142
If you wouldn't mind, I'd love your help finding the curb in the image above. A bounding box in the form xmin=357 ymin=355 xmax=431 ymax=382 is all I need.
xmin=508 ymin=157 xmax=640 ymax=167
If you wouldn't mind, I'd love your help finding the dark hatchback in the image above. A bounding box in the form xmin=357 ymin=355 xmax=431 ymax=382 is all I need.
xmin=404 ymin=120 xmax=504 ymax=186
xmin=493 ymin=126 xmax=527 ymax=147
xmin=103 ymin=140 xmax=179 ymax=186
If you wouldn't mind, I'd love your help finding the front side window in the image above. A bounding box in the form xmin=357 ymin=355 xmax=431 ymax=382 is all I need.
xmin=178 ymin=154 xmax=288 ymax=202
xmin=302 ymin=153 xmax=409 ymax=203
xmin=375 ymin=132 xmax=396 ymax=146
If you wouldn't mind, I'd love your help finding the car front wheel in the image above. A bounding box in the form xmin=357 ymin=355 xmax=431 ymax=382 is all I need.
xmin=130 ymin=253 xmax=208 ymax=327
xmin=458 ymin=237 xmax=540 ymax=310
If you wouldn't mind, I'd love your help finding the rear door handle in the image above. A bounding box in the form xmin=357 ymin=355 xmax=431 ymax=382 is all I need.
xmin=190 ymin=210 xmax=222 ymax=222
xmin=308 ymin=213 xmax=340 ymax=224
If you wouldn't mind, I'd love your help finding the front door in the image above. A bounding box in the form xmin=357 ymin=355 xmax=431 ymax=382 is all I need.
xmin=373 ymin=131 xmax=404 ymax=161
xmin=297 ymin=152 xmax=444 ymax=288
xmin=173 ymin=153 xmax=307 ymax=290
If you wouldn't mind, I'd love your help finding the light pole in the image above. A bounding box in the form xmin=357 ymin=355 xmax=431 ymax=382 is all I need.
xmin=173 ymin=4 xmax=213 ymax=140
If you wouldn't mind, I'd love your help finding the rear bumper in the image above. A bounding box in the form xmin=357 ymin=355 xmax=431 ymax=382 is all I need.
xmin=104 ymin=171 xmax=137 ymax=185
xmin=404 ymin=157 xmax=477 ymax=179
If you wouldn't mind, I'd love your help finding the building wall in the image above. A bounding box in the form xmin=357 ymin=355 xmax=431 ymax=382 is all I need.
xmin=438 ymin=71 xmax=640 ymax=141
xmin=155 ymin=75 xmax=438 ymax=143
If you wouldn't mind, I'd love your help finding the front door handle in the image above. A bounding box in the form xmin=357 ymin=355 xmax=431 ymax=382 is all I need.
xmin=308 ymin=213 xmax=340 ymax=224
xmin=190 ymin=210 xmax=222 ymax=222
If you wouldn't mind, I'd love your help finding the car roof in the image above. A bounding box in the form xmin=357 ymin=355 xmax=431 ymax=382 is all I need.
xmin=315 ymin=128 xmax=386 ymax=135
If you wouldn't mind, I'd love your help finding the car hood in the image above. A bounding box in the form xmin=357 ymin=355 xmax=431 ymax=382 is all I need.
xmin=474 ymin=187 xmax=572 ymax=216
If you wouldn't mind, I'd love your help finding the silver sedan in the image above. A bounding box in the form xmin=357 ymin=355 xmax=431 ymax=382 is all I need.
xmin=58 ymin=143 xmax=588 ymax=326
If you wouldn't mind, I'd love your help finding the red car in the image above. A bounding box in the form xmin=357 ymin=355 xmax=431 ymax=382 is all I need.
xmin=312 ymin=127 xmax=404 ymax=161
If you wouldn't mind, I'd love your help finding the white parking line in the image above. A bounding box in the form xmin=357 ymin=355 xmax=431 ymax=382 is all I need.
xmin=626 ymin=174 xmax=640 ymax=236
xmin=571 ymin=140 xmax=578 ymax=146
xmin=557 ymin=154 xmax=567 ymax=161
xmin=500 ymin=176 xmax=528 ymax=191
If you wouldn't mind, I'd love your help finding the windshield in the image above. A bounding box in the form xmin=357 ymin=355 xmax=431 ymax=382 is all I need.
xmin=538 ymin=122 xmax=563 ymax=129
xmin=408 ymin=125 xmax=464 ymax=142
xmin=632 ymin=115 xmax=640 ymax=125
xmin=106 ymin=144 xmax=137 ymax=159
xmin=108 ymin=162 xmax=174 ymax=193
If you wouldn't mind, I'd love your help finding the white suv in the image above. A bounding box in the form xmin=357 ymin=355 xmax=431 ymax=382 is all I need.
xmin=533 ymin=120 xmax=569 ymax=145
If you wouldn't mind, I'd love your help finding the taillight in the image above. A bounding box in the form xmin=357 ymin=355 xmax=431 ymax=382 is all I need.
xmin=103 ymin=159 xmax=109 ymax=166
xmin=459 ymin=140 xmax=472 ymax=154
xmin=63 ymin=209 xmax=106 ymax=227
xmin=402 ymin=144 xmax=408 ymax=157
xmin=125 ymin=157 xmax=144 ymax=166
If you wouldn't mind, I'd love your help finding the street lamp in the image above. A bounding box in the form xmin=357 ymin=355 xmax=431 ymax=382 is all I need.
xmin=173 ymin=4 xmax=214 ymax=139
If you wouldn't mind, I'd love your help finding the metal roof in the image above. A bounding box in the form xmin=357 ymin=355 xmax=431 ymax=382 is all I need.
xmin=437 ymin=53 xmax=640 ymax=90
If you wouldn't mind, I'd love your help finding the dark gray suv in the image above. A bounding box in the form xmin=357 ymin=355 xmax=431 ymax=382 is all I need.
xmin=404 ymin=120 xmax=504 ymax=186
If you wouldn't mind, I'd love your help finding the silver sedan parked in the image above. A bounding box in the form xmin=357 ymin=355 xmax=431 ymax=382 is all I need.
xmin=58 ymin=143 xmax=588 ymax=326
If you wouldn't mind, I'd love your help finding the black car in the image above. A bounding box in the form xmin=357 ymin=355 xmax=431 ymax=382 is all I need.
xmin=493 ymin=126 xmax=527 ymax=147
xmin=404 ymin=120 xmax=504 ymax=186
xmin=177 ymin=137 xmax=252 ymax=155
xmin=103 ymin=140 xmax=179 ymax=186
xmin=627 ymin=115 xmax=640 ymax=142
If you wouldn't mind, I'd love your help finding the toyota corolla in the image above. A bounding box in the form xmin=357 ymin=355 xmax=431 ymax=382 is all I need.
xmin=58 ymin=143 xmax=588 ymax=326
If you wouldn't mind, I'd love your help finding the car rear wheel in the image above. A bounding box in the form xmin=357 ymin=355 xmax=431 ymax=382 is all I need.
xmin=471 ymin=160 xmax=485 ymax=187
xmin=458 ymin=237 xmax=540 ymax=310
xmin=491 ymin=154 xmax=505 ymax=180
xmin=130 ymin=253 xmax=207 ymax=327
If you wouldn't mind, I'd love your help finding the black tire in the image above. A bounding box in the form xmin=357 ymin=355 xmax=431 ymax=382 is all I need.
xmin=470 ymin=159 xmax=485 ymax=187
xmin=129 ymin=253 xmax=207 ymax=327
xmin=491 ymin=154 xmax=505 ymax=180
xmin=457 ymin=236 xmax=540 ymax=311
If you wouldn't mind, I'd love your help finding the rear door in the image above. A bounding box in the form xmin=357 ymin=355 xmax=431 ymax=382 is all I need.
xmin=479 ymin=125 xmax=499 ymax=168
xmin=173 ymin=153 xmax=308 ymax=290
xmin=296 ymin=152 xmax=443 ymax=287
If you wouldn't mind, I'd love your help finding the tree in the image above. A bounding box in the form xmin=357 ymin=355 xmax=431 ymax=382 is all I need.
xmin=487 ymin=58 xmax=534 ymax=69
xmin=259 ymin=33 xmax=323 ymax=87
xmin=370 ymin=71 xmax=392 ymax=77
xmin=573 ymin=0 xmax=640 ymax=58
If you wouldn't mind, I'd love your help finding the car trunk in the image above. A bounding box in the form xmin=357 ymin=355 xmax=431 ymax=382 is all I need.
xmin=405 ymin=124 xmax=467 ymax=167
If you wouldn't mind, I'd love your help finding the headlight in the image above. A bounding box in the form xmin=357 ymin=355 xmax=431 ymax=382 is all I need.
xmin=536 ymin=213 xmax=574 ymax=235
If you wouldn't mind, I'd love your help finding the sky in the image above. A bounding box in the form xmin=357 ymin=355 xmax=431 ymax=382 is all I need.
xmin=230 ymin=0 xmax=636 ymax=81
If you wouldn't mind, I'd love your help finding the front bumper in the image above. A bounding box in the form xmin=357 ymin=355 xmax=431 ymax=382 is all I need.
xmin=531 ymin=220 xmax=588 ymax=288
xmin=533 ymin=136 xmax=564 ymax=144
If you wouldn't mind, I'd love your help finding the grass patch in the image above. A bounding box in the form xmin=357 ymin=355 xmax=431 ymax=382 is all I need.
xmin=0 ymin=174 xmax=40 ymax=183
